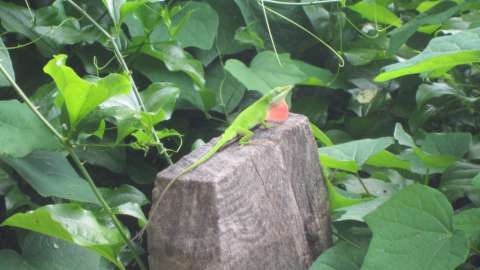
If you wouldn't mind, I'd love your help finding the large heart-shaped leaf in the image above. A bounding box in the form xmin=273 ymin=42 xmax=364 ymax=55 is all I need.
xmin=43 ymin=54 xmax=131 ymax=127
xmin=1 ymin=151 xmax=98 ymax=204
xmin=318 ymin=137 xmax=394 ymax=173
xmin=1 ymin=204 xmax=125 ymax=267
xmin=225 ymin=51 xmax=338 ymax=94
xmin=363 ymin=184 xmax=469 ymax=270
xmin=0 ymin=100 xmax=62 ymax=158
xmin=376 ymin=27 xmax=480 ymax=81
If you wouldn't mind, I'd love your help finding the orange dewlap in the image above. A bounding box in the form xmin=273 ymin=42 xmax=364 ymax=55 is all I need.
xmin=266 ymin=100 xmax=289 ymax=122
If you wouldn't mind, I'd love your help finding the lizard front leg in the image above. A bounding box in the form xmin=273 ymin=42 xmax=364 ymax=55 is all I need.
xmin=238 ymin=128 xmax=254 ymax=145
xmin=261 ymin=120 xmax=273 ymax=129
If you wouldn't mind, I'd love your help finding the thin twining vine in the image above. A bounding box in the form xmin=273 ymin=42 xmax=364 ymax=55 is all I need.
xmin=0 ymin=63 xmax=147 ymax=270
xmin=257 ymin=0 xmax=345 ymax=67
xmin=65 ymin=0 xmax=173 ymax=165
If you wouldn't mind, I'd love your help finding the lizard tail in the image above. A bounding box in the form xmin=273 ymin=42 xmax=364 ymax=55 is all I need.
xmin=132 ymin=135 xmax=231 ymax=241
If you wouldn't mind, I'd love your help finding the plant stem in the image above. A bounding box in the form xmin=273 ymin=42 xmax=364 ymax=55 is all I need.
xmin=68 ymin=148 xmax=147 ymax=270
xmin=66 ymin=0 xmax=173 ymax=165
xmin=0 ymin=63 xmax=147 ymax=270
xmin=355 ymin=173 xmax=371 ymax=196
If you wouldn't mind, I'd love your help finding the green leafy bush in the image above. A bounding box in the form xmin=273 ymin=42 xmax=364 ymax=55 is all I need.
xmin=0 ymin=0 xmax=479 ymax=269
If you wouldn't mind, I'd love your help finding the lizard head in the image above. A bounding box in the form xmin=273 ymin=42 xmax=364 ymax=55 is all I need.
xmin=269 ymin=85 xmax=293 ymax=105
xmin=266 ymin=85 xmax=293 ymax=122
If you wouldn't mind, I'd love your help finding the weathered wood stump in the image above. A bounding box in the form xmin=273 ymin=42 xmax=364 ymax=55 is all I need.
xmin=148 ymin=113 xmax=331 ymax=270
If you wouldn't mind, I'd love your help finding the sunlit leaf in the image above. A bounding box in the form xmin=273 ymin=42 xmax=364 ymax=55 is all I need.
xmin=43 ymin=55 xmax=131 ymax=127
xmin=1 ymin=204 xmax=125 ymax=267
xmin=348 ymin=0 xmax=401 ymax=27
xmin=376 ymin=27 xmax=480 ymax=81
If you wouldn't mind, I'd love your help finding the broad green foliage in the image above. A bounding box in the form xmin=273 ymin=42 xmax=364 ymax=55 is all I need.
xmin=0 ymin=100 xmax=61 ymax=158
xmin=1 ymin=151 xmax=98 ymax=204
xmin=376 ymin=27 xmax=480 ymax=81
xmin=1 ymin=204 xmax=125 ymax=267
xmin=225 ymin=51 xmax=337 ymax=93
xmin=44 ymin=55 xmax=131 ymax=128
xmin=363 ymin=185 xmax=469 ymax=270
xmin=318 ymin=137 xmax=394 ymax=173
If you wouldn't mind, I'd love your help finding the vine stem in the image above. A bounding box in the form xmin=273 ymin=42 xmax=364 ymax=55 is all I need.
xmin=0 ymin=63 xmax=147 ymax=270
xmin=66 ymin=0 xmax=173 ymax=165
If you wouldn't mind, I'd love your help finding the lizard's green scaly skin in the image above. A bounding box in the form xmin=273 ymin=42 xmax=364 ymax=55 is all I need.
xmin=135 ymin=85 xmax=293 ymax=239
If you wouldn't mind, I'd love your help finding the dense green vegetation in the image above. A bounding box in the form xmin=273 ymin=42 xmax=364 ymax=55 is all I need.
xmin=0 ymin=0 xmax=479 ymax=269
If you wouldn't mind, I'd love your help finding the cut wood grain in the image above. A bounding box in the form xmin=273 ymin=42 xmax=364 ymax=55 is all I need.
xmin=148 ymin=113 xmax=331 ymax=270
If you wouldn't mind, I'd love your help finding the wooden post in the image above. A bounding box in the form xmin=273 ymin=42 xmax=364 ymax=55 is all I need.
xmin=148 ymin=113 xmax=331 ymax=270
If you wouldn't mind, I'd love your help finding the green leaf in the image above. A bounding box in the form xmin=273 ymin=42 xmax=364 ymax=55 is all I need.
xmin=0 ymin=37 xmax=15 ymax=87
xmin=102 ymin=0 xmax=125 ymax=24
xmin=0 ymin=1 xmax=57 ymax=56
xmin=75 ymin=147 xmax=126 ymax=174
xmin=205 ymin=0 xmax=248 ymax=55
xmin=1 ymin=151 xmax=98 ymax=204
xmin=366 ymin=150 xmax=410 ymax=170
xmin=141 ymin=82 xmax=180 ymax=124
xmin=386 ymin=1 xmax=462 ymax=55
xmin=318 ymin=137 xmax=394 ymax=172
xmin=472 ymin=173 xmax=480 ymax=188
xmin=113 ymin=202 xmax=147 ymax=228
xmin=234 ymin=25 xmax=264 ymax=48
xmin=225 ymin=51 xmax=337 ymax=94
xmin=453 ymin=208 xmax=480 ymax=249
xmin=1 ymin=204 xmax=125 ymax=267
xmin=421 ymin=132 xmax=472 ymax=158
xmin=309 ymin=239 xmax=368 ymax=270
xmin=141 ymin=43 xmax=214 ymax=111
xmin=172 ymin=2 xmax=219 ymax=50
xmin=0 ymin=100 xmax=62 ymax=158
xmin=333 ymin=197 xmax=388 ymax=222
xmin=309 ymin=123 xmax=333 ymax=146
xmin=415 ymin=83 xmax=459 ymax=108
xmin=348 ymin=0 xmax=401 ymax=27
xmin=363 ymin=184 xmax=469 ymax=270
xmin=21 ymin=232 xmax=109 ymax=270
xmin=344 ymin=48 xmax=384 ymax=66
xmin=0 ymin=249 xmax=37 ymax=270
xmin=43 ymin=55 xmax=131 ymax=127
xmin=376 ymin=27 xmax=480 ymax=82
xmin=206 ymin=61 xmax=246 ymax=115
xmin=440 ymin=161 xmax=480 ymax=204
xmin=100 ymin=184 xmax=149 ymax=207
xmin=393 ymin=123 xmax=416 ymax=147
xmin=133 ymin=55 xmax=206 ymax=111
xmin=326 ymin=179 xmax=367 ymax=210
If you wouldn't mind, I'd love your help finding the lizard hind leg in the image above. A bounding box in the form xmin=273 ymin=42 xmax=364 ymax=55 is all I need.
xmin=238 ymin=128 xmax=254 ymax=145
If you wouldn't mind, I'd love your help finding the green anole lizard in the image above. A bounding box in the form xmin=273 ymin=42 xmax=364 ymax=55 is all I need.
xmin=135 ymin=85 xmax=293 ymax=239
